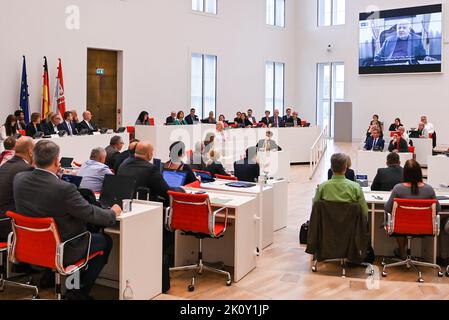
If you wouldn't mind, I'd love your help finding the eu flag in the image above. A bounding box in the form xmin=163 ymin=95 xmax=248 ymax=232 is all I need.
xmin=20 ymin=55 xmax=30 ymax=124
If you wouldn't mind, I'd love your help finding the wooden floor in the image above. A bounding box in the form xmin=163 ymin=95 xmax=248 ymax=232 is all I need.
xmin=2 ymin=141 xmax=449 ymax=300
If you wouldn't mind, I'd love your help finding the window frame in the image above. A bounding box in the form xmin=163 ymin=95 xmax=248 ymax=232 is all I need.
xmin=191 ymin=0 xmax=218 ymax=16
xmin=266 ymin=0 xmax=286 ymax=28
xmin=191 ymin=53 xmax=218 ymax=119
xmin=317 ymin=0 xmax=345 ymax=27
xmin=265 ymin=61 xmax=285 ymax=115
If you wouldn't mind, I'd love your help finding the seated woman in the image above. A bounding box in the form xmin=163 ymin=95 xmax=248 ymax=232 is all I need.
xmin=366 ymin=115 xmax=384 ymax=141
xmin=388 ymin=118 xmax=403 ymax=132
xmin=239 ymin=113 xmax=253 ymax=128
xmin=388 ymin=133 xmax=408 ymax=153
xmin=204 ymin=149 xmax=230 ymax=177
xmin=135 ymin=111 xmax=150 ymax=125
xmin=327 ymin=154 xmax=355 ymax=181
xmin=174 ymin=111 xmax=188 ymax=125
xmin=26 ymin=112 xmax=43 ymax=137
xmin=164 ymin=141 xmax=197 ymax=185
xmin=385 ymin=159 xmax=441 ymax=259
xmin=218 ymin=115 xmax=229 ymax=128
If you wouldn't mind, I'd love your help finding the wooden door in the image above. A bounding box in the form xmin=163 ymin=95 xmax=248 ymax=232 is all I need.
xmin=87 ymin=49 xmax=118 ymax=130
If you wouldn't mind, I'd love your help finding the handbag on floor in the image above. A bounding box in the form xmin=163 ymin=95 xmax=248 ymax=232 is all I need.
xmin=299 ymin=221 xmax=309 ymax=245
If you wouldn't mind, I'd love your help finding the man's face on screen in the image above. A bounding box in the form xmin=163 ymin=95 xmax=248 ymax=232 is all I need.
xmin=397 ymin=21 xmax=411 ymax=40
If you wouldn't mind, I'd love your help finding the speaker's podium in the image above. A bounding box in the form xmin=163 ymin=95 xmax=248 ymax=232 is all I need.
xmin=334 ymin=102 xmax=353 ymax=143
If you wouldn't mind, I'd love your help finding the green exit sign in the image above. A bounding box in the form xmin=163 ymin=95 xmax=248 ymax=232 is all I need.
xmin=96 ymin=68 xmax=105 ymax=75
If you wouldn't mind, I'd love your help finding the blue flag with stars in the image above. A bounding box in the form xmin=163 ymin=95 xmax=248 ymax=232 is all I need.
xmin=20 ymin=55 xmax=30 ymax=124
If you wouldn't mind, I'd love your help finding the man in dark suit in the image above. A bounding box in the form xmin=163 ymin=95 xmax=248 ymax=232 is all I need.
xmin=256 ymin=131 xmax=282 ymax=151
xmin=13 ymin=140 xmax=121 ymax=300
xmin=44 ymin=113 xmax=62 ymax=135
xmin=270 ymin=109 xmax=284 ymax=128
xmin=78 ymin=111 xmax=98 ymax=134
xmin=364 ymin=128 xmax=385 ymax=151
xmin=166 ymin=111 xmax=176 ymax=125
xmin=185 ymin=108 xmax=199 ymax=125
xmin=0 ymin=137 xmax=34 ymax=241
xmin=114 ymin=139 xmax=139 ymax=173
xmin=14 ymin=110 xmax=27 ymax=131
xmin=283 ymin=108 xmax=294 ymax=125
xmin=371 ymin=152 xmax=404 ymax=192
xmin=117 ymin=141 xmax=174 ymax=293
xmin=57 ymin=111 xmax=78 ymax=136
xmin=388 ymin=133 xmax=409 ymax=153
xmin=234 ymin=147 xmax=260 ymax=183
xmin=260 ymin=111 xmax=272 ymax=127
xmin=105 ymin=136 xmax=125 ymax=169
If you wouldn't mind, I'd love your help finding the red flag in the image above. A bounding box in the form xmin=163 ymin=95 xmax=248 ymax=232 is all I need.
xmin=55 ymin=58 xmax=66 ymax=116
xmin=42 ymin=57 xmax=51 ymax=117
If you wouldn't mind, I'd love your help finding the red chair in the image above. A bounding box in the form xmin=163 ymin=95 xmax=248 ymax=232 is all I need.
xmin=149 ymin=118 xmax=155 ymax=126
xmin=186 ymin=150 xmax=193 ymax=160
xmin=301 ymin=121 xmax=307 ymax=127
xmin=408 ymin=146 xmax=415 ymax=154
xmin=215 ymin=174 xmax=237 ymax=181
xmin=165 ymin=191 xmax=231 ymax=291
xmin=73 ymin=161 xmax=82 ymax=168
xmin=18 ymin=130 xmax=26 ymax=136
xmin=5 ymin=211 xmax=104 ymax=299
xmin=126 ymin=126 xmax=135 ymax=134
xmin=382 ymin=199 xmax=443 ymax=282
xmin=185 ymin=180 xmax=201 ymax=189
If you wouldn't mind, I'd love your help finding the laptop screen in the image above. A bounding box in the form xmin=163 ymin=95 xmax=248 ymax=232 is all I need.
xmin=60 ymin=157 xmax=74 ymax=168
xmin=61 ymin=174 xmax=83 ymax=188
xmin=99 ymin=175 xmax=136 ymax=209
xmin=194 ymin=171 xmax=215 ymax=182
xmin=163 ymin=171 xmax=187 ymax=188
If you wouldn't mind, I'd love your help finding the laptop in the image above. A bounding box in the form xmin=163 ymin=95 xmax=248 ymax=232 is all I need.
xmin=116 ymin=127 xmax=126 ymax=133
xmin=356 ymin=175 xmax=369 ymax=187
xmin=194 ymin=171 xmax=215 ymax=183
xmin=99 ymin=175 xmax=136 ymax=209
xmin=409 ymin=131 xmax=420 ymax=138
xmin=226 ymin=181 xmax=257 ymax=188
xmin=163 ymin=171 xmax=187 ymax=188
xmin=60 ymin=157 xmax=74 ymax=169
xmin=61 ymin=174 xmax=83 ymax=188
xmin=153 ymin=158 xmax=163 ymax=173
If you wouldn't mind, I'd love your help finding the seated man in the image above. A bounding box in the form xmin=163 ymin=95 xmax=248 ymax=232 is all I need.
xmin=291 ymin=111 xmax=302 ymax=127
xmin=57 ymin=111 xmax=78 ymax=136
xmin=105 ymin=136 xmax=125 ymax=169
xmin=14 ymin=140 xmax=121 ymax=300
xmin=259 ymin=111 xmax=272 ymax=127
xmin=44 ymin=113 xmax=62 ymax=135
xmin=234 ymin=147 xmax=260 ymax=183
xmin=78 ymin=111 xmax=98 ymax=134
xmin=0 ymin=136 xmax=16 ymax=167
xmin=78 ymin=147 xmax=113 ymax=193
xmin=114 ymin=139 xmax=140 ymax=173
xmin=204 ymin=149 xmax=230 ymax=177
xmin=327 ymin=154 xmax=355 ymax=181
xmin=314 ymin=153 xmax=369 ymax=219
xmin=270 ymin=109 xmax=284 ymax=128
xmin=189 ymin=141 xmax=207 ymax=171
xmin=166 ymin=111 xmax=176 ymax=125
xmin=256 ymin=131 xmax=282 ymax=151
xmin=0 ymin=137 xmax=34 ymax=241
xmin=283 ymin=108 xmax=294 ymax=124
xmin=371 ymin=152 xmax=404 ymax=192
xmin=388 ymin=133 xmax=408 ymax=153
xmin=364 ymin=128 xmax=384 ymax=151
xmin=202 ymin=111 xmax=216 ymax=124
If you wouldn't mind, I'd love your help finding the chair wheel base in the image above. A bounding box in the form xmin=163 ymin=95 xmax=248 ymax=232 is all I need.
xmin=446 ymin=271 xmax=449 ymax=277
xmin=418 ymin=278 xmax=424 ymax=283
xmin=370 ymin=270 xmax=375 ymax=276
xmin=312 ymin=266 xmax=317 ymax=272
xmin=188 ymin=285 xmax=195 ymax=292
xmin=438 ymin=272 xmax=444 ymax=277
xmin=32 ymin=295 xmax=40 ymax=300
xmin=382 ymin=271 xmax=387 ymax=277
xmin=226 ymin=280 xmax=232 ymax=286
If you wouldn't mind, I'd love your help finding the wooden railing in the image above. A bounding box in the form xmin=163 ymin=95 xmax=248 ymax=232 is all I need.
xmin=309 ymin=126 xmax=328 ymax=180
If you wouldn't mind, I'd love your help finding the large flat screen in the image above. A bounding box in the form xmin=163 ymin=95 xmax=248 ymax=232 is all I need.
xmin=359 ymin=4 xmax=442 ymax=74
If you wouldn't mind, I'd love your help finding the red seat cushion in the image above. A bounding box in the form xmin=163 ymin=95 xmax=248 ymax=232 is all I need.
xmin=214 ymin=223 xmax=226 ymax=237
xmin=0 ymin=242 xmax=7 ymax=250
xmin=64 ymin=250 xmax=104 ymax=273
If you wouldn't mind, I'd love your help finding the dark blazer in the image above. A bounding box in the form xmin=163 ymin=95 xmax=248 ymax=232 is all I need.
xmin=364 ymin=136 xmax=385 ymax=151
xmin=166 ymin=116 xmax=176 ymax=125
xmin=44 ymin=122 xmax=59 ymax=135
xmin=25 ymin=123 xmax=43 ymax=137
xmin=105 ymin=145 xmax=120 ymax=170
xmin=185 ymin=114 xmax=199 ymax=125
xmin=57 ymin=121 xmax=78 ymax=136
xmin=0 ymin=156 xmax=32 ymax=240
xmin=118 ymin=157 xmax=171 ymax=204
xmin=78 ymin=120 xmax=98 ymax=133
xmin=256 ymin=139 xmax=282 ymax=151
xmin=13 ymin=169 xmax=116 ymax=265
xmin=114 ymin=150 xmax=132 ymax=173
xmin=17 ymin=121 xmax=26 ymax=131
xmin=234 ymin=159 xmax=260 ymax=183
xmin=388 ymin=123 xmax=402 ymax=132
xmin=205 ymin=162 xmax=229 ymax=177
xmin=375 ymin=33 xmax=427 ymax=62
xmin=327 ymin=168 xmax=356 ymax=182
xmin=283 ymin=115 xmax=294 ymax=124
xmin=292 ymin=118 xmax=302 ymax=127
xmin=269 ymin=116 xmax=284 ymax=128
xmin=388 ymin=138 xmax=409 ymax=153
xmin=259 ymin=116 xmax=272 ymax=127
xmin=371 ymin=166 xmax=404 ymax=192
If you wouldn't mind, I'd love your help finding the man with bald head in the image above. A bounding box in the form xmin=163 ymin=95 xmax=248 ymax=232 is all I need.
xmin=78 ymin=110 xmax=98 ymax=133
xmin=0 ymin=136 xmax=34 ymax=241
xmin=375 ymin=18 xmax=429 ymax=62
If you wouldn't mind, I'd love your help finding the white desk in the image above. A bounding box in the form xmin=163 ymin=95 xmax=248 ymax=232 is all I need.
xmin=356 ymin=150 xmax=413 ymax=182
xmin=197 ymin=180 xmax=274 ymax=249
xmin=174 ymin=191 xmax=258 ymax=282
xmin=364 ymin=191 xmax=449 ymax=264
xmin=136 ymin=125 xmax=320 ymax=164
xmin=413 ymin=138 xmax=433 ymax=166
xmin=427 ymin=155 xmax=449 ymax=188
xmin=99 ymin=201 xmax=163 ymax=300
xmin=267 ymin=178 xmax=288 ymax=231
xmin=37 ymin=133 xmax=129 ymax=163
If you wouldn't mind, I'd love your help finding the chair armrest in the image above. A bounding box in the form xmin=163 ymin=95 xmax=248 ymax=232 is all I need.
xmin=435 ymin=214 xmax=441 ymax=236
xmin=56 ymin=231 xmax=92 ymax=275
xmin=212 ymin=206 xmax=229 ymax=236
xmin=385 ymin=213 xmax=392 ymax=235
xmin=164 ymin=207 xmax=172 ymax=232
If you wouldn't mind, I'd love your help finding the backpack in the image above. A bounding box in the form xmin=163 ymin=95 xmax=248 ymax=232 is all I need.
xmin=299 ymin=221 xmax=309 ymax=245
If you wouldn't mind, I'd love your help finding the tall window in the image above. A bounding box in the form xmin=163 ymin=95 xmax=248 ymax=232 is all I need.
xmin=265 ymin=61 xmax=285 ymax=114
xmin=266 ymin=0 xmax=285 ymax=27
xmin=191 ymin=53 xmax=217 ymax=119
xmin=316 ymin=62 xmax=344 ymax=136
xmin=318 ymin=0 xmax=345 ymax=26
xmin=192 ymin=0 xmax=217 ymax=14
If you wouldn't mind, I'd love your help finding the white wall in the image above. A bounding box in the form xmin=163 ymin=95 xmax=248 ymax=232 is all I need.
xmin=0 ymin=0 xmax=297 ymax=126
xmin=296 ymin=0 xmax=449 ymax=145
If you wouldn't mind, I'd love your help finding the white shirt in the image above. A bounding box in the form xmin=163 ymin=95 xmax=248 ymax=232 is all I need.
xmin=85 ymin=120 xmax=93 ymax=130
xmin=66 ymin=120 xmax=73 ymax=135
xmin=424 ymin=122 xmax=435 ymax=134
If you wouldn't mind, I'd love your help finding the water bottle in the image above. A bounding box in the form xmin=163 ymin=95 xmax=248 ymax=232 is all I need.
xmin=123 ymin=280 xmax=134 ymax=300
